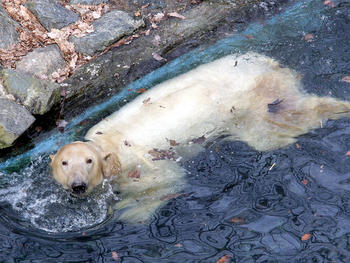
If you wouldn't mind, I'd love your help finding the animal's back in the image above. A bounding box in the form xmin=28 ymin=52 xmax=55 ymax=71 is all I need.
xmin=86 ymin=53 xmax=279 ymax=147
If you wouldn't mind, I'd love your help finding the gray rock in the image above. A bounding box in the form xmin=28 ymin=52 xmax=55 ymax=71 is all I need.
xmin=70 ymin=0 xmax=109 ymax=4
xmin=0 ymin=6 xmax=19 ymax=49
xmin=1 ymin=69 xmax=60 ymax=115
xmin=25 ymin=0 xmax=79 ymax=31
xmin=16 ymin=45 xmax=66 ymax=79
xmin=70 ymin=10 xmax=144 ymax=56
xmin=0 ymin=98 xmax=35 ymax=149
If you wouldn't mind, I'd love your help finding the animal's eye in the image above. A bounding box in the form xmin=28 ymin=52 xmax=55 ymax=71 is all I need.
xmin=86 ymin=158 xmax=93 ymax=164
xmin=62 ymin=161 xmax=68 ymax=166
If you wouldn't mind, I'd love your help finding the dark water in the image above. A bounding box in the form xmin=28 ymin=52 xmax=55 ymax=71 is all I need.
xmin=1 ymin=0 xmax=350 ymax=262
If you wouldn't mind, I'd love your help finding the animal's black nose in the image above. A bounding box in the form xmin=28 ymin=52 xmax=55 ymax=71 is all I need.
xmin=71 ymin=182 xmax=87 ymax=195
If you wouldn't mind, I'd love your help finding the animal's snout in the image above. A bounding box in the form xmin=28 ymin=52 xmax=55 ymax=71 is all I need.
xmin=71 ymin=182 xmax=87 ymax=195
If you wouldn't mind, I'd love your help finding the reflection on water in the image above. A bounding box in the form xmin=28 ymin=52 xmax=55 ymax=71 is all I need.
xmin=1 ymin=0 xmax=350 ymax=261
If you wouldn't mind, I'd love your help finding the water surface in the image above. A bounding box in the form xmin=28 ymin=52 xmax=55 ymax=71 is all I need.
xmin=1 ymin=0 xmax=350 ymax=261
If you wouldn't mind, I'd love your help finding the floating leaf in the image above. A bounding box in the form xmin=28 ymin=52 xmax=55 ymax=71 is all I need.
xmin=301 ymin=233 xmax=311 ymax=241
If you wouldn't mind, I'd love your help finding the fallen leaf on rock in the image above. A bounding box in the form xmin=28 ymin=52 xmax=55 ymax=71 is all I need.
xmin=174 ymin=243 xmax=183 ymax=248
xmin=168 ymin=12 xmax=186 ymax=20
xmin=301 ymin=233 xmax=311 ymax=241
xmin=217 ymin=255 xmax=230 ymax=263
xmin=152 ymin=35 xmax=161 ymax=46
xmin=152 ymin=12 xmax=165 ymax=23
xmin=346 ymin=151 xmax=350 ymax=156
xmin=342 ymin=76 xmax=350 ymax=83
xmin=141 ymin=3 xmax=150 ymax=9
xmin=134 ymin=10 xmax=141 ymax=17
xmin=152 ymin=53 xmax=167 ymax=62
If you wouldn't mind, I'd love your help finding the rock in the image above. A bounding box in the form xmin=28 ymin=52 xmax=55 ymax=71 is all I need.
xmin=70 ymin=10 xmax=144 ymax=56
xmin=0 ymin=6 xmax=19 ymax=49
xmin=0 ymin=98 xmax=35 ymax=149
xmin=1 ymin=69 xmax=60 ymax=115
xmin=15 ymin=45 xmax=66 ymax=79
xmin=25 ymin=0 xmax=79 ymax=31
xmin=70 ymin=0 xmax=109 ymax=4
xmin=62 ymin=0 xmax=290 ymax=118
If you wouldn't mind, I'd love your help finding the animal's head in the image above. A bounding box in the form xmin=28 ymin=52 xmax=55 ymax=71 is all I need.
xmin=50 ymin=141 xmax=121 ymax=196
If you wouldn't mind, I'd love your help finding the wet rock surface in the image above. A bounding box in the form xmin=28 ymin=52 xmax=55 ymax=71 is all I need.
xmin=0 ymin=6 xmax=19 ymax=49
xmin=0 ymin=0 xmax=290 ymax=149
xmin=0 ymin=98 xmax=35 ymax=149
xmin=25 ymin=0 xmax=79 ymax=31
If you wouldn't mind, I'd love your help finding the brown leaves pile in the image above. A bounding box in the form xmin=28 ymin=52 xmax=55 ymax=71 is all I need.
xmin=0 ymin=0 xmax=54 ymax=68
xmin=0 ymin=1 xmax=108 ymax=82
xmin=48 ymin=3 xmax=108 ymax=82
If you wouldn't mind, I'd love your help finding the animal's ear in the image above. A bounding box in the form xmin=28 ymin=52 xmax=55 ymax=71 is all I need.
xmin=102 ymin=152 xmax=121 ymax=178
xmin=49 ymin=154 xmax=55 ymax=161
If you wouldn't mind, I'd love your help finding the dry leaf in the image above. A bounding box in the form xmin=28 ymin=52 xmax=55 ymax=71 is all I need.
xmin=152 ymin=35 xmax=161 ymax=46
xmin=301 ymin=233 xmax=311 ymax=241
xmin=168 ymin=12 xmax=186 ymax=20
xmin=148 ymin=148 xmax=176 ymax=161
xmin=57 ymin=119 xmax=68 ymax=133
xmin=243 ymin=35 xmax=254 ymax=39
xmin=128 ymin=170 xmax=141 ymax=178
xmin=342 ymin=76 xmax=350 ymax=83
xmin=143 ymin=97 xmax=151 ymax=104
xmin=231 ymin=217 xmax=245 ymax=224
xmin=174 ymin=243 xmax=183 ymax=248
xmin=323 ymin=0 xmax=335 ymax=8
xmin=134 ymin=10 xmax=141 ymax=17
xmin=153 ymin=12 xmax=165 ymax=22
xmin=168 ymin=139 xmax=179 ymax=146
xmin=304 ymin=33 xmax=314 ymax=42
xmin=191 ymin=135 xmax=206 ymax=144
xmin=112 ymin=251 xmax=118 ymax=261
xmin=137 ymin=88 xmax=147 ymax=93
xmin=217 ymin=255 xmax=230 ymax=263
xmin=346 ymin=151 xmax=350 ymax=156
xmin=160 ymin=193 xmax=180 ymax=201
xmin=152 ymin=53 xmax=167 ymax=62
xmin=301 ymin=179 xmax=309 ymax=185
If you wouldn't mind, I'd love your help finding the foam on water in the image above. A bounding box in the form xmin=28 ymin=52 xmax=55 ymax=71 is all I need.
xmin=0 ymin=156 xmax=118 ymax=232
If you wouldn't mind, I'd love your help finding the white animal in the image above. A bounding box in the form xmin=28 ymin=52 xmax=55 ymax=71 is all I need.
xmin=50 ymin=53 xmax=350 ymax=222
